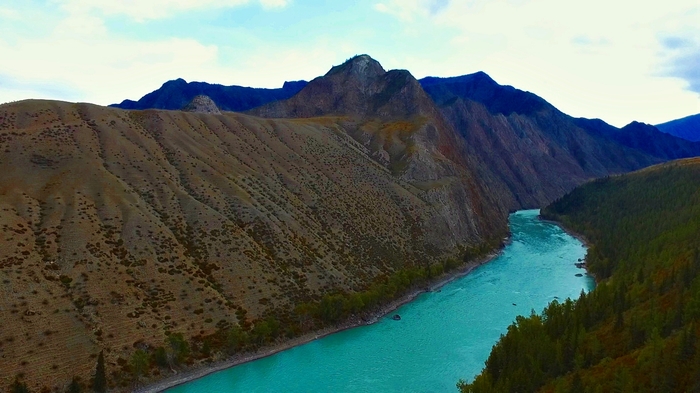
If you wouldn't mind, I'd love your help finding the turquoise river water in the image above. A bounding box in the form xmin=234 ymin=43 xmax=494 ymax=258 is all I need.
xmin=167 ymin=209 xmax=595 ymax=393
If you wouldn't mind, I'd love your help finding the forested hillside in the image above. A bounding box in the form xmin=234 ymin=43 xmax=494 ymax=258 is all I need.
xmin=460 ymin=158 xmax=700 ymax=392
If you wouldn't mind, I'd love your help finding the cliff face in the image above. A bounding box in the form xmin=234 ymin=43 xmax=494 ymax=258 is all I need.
xmin=0 ymin=97 xmax=504 ymax=390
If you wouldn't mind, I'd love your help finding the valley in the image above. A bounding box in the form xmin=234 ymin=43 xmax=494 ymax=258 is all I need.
xmin=1 ymin=55 xmax=698 ymax=392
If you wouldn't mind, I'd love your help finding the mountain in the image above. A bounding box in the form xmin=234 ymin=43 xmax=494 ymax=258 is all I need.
xmin=182 ymin=95 xmax=221 ymax=114
xmin=463 ymin=157 xmax=700 ymax=392
xmin=420 ymin=72 xmax=550 ymax=116
xmin=0 ymin=97 xmax=505 ymax=391
xmin=249 ymin=55 xmax=428 ymax=119
xmin=419 ymin=73 xmax=700 ymax=209
xmin=250 ymin=54 xmax=510 ymax=241
xmin=656 ymin=113 xmax=700 ymax=142
xmin=110 ymin=78 xmax=308 ymax=112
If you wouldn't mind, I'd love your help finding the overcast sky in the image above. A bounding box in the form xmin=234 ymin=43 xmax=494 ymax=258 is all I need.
xmin=0 ymin=0 xmax=698 ymax=126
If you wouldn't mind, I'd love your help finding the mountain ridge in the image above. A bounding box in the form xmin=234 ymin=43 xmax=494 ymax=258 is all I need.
xmin=656 ymin=113 xmax=700 ymax=142
xmin=110 ymin=78 xmax=308 ymax=112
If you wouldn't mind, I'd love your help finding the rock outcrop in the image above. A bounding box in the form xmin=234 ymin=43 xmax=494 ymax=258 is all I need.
xmin=182 ymin=95 xmax=221 ymax=114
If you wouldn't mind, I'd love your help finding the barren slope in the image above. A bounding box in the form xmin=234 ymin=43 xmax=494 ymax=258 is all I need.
xmin=0 ymin=99 xmax=504 ymax=390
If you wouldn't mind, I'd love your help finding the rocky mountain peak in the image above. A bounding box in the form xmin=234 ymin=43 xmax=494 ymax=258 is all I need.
xmin=182 ymin=95 xmax=221 ymax=114
xmin=248 ymin=55 xmax=429 ymax=119
xmin=326 ymin=54 xmax=386 ymax=79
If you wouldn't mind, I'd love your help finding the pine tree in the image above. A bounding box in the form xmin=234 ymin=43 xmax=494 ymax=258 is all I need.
xmin=570 ymin=372 xmax=584 ymax=393
xmin=92 ymin=351 xmax=106 ymax=393
xmin=10 ymin=378 xmax=30 ymax=393
xmin=66 ymin=377 xmax=82 ymax=393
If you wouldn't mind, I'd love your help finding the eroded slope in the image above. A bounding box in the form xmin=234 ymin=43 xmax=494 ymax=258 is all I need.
xmin=0 ymin=99 xmax=503 ymax=390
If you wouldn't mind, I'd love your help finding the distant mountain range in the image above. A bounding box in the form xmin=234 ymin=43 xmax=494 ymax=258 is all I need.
xmin=112 ymin=57 xmax=700 ymax=211
xmin=110 ymin=78 xmax=308 ymax=112
xmin=656 ymin=113 xmax=700 ymax=142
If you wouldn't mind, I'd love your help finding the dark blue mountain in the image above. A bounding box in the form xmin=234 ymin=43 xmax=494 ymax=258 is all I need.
xmin=656 ymin=113 xmax=700 ymax=142
xmin=419 ymin=72 xmax=551 ymax=116
xmin=110 ymin=79 xmax=308 ymax=112
xmin=419 ymin=73 xmax=700 ymax=162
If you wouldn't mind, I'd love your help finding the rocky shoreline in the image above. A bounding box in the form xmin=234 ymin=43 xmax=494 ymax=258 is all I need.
xmin=134 ymin=249 xmax=503 ymax=393
xmin=537 ymin=215 xmax=596 ymax=282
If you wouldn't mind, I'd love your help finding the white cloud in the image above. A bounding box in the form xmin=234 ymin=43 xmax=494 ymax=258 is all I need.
xmin=375 ymin=0 xmax=700 ymax=126
xmin=0 ymin=3 xmax=354 ymax=106
xmin=52 ymin=0 xmax=289 ymax=21
xmin=0 ymin=6 xmax=223 ymax=105
xmin=259 ymin=0 xmax=291 ymax=10
xmin=373 ymin=0 xmax=432 ymax=21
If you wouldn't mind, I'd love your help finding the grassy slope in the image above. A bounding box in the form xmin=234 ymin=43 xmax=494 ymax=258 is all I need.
xmin=461 ymin=158 xmax=700 ymax=392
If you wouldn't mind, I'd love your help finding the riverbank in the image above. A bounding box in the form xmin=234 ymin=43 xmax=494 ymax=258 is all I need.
xmin=537 ymin=215 xmax=590 ymax=248
xmin=134 ymin=248 xmax=504 ymax=393
xmin=537 ymin=215 xmax=597 ymax=281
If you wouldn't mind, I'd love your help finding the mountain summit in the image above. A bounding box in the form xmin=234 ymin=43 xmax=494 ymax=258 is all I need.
xmin=249 ymin=54 xmax=431 ymax=119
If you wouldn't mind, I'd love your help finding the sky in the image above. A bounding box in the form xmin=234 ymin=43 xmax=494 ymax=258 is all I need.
xmin=0 ymin=0 xmax=698 ymax=127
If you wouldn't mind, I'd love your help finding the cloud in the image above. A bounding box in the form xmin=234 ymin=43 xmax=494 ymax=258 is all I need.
xmin=259 ymin=0 xmax=291 ymax=9
xmin=53 ymin=0 xmax=289 ymax=21
xmin=571 ymin=36 xmax=610 ymax=46
xmin=0 ymin=2 xmax=355 ymax=106
xmin=372 ymin=0 xmax=700 ymax=125
xmin=426 ymin=0 xmax=450 ymax=15
xmin=673 ymin=51 xmax=700 ymax=93
xmin=373 ymin=0 xmax=448 ymax=21
xmin=659 ymin=36 xmax=700 ymax=94
xmin=661 ymin=36 xmax=693 ymax=50
xmin=0 ymin=23 xmax=222 ymax=104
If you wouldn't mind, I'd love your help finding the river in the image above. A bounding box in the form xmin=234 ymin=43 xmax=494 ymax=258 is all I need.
xmin=166 ymin=209 xmax=595 ymax=392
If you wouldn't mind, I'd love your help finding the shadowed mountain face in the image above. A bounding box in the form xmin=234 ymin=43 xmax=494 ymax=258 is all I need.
xmin=110 ymin=79 xmax=308 ymax=112
xmin=420 ymin=72 xmax=550 ymax=117
xmin=579 ymin=119 xmax=700 ymax=159
xmin=0 ymin=98 xmax=505 ymax=390
xmin=419 ymin=73 xmax=700 ymax=209
xmin=656 ymin=113 xmax=700 ymax=142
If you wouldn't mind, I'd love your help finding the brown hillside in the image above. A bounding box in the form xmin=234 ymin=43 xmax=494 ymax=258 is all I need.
xmin=0 ymin=99 xmax=504 ymax=390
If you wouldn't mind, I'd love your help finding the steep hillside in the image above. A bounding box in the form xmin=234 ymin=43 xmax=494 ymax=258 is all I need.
xmin=110 ymin=79 xmax=307 ymax=112
xmin=657 ymin=113 xmax=700 ymax=142
xmin=250 ymin=55 xmax=510 ymax=241
xmin=420 ymin=73 xmax=700 ymax=209
xmin=0 ymin=99 xmax=506 ymax=391
xmin=461 ymin=158 xmax=700 ymax=392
